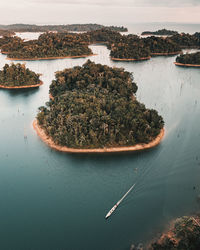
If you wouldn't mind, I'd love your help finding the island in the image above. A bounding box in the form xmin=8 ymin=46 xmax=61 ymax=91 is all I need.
xmin=175 ymin=52 xmax=200 ymax=67
xmin=5 ymin=32 xmax=93 ymax=60
xmin=141 ymin=29 xmax=178 ymax=36
xmin=34 ymin=60 xmax=164 ymax=153
xmin=149 ymin=215 xmax=200 ymax=249
xmin=0 ymin=63 xmax=43 ymax=89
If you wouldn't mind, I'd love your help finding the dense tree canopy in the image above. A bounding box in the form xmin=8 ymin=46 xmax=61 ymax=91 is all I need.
xmin=170 ymin=33 xmax=200 ymax=48
xmin=141 ymin=29 xmax=178 ymax=36
xmin=2 ymin=32 xmax=92 ymax=59
xmin=37 ymin=60 xmax=164 ymax=149
xmin=0 ymin=63 xmax=40 ymax=87
xmin=150 ymin=216 xmax=200 ymax=250
xmin=49 ymin=60 xmax=138 ymax=98
xmin=143 ymin=36 xmax=181 ymax=54
xmin=176 ymin=52 xmax=200 ymax=65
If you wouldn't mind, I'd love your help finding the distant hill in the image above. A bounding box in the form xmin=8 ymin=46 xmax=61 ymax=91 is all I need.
xmin=141 ymin=28 xmax=178 ymax=36
xmin=0 ymin=24 xmax=128 ymax=32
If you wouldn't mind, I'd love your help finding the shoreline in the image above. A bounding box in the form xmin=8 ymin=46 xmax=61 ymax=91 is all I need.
xmin=0 ymin=81 xmax=43 ymax=89
xmin=151 ymin=51 xmax=181 ymax=56
xmin=174 ymin=62 xmax=200 ymax=67
xmin=111 ymin=56 xmax=151 ymax=61
xmin=6 ymin=54 xmax=96 ymax=61
xmin=33 ymin=119 xmax=165 ymax=153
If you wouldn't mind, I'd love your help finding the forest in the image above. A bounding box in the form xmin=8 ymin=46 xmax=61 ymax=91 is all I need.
xmin=143 ymin=36 xmax=181 ymax=54
xmin=170 ymin=33 xmax=200 ymax=48
xmin=0 ymin=63 xmax=41 ymax=87
xmin=37 ymin=60 xmax=164 ymax=149
xmin=1 ymin=29 xmax=200 ymax=61
xmin=150 ymin=215 xmax=200 ymax=250
xmin=3 ymin=32 xmax=93 ymax=59
xmin=141 ymin=29 xmax=178 ymax=36
xmin=176 ymin=52 xmax=200 ymax=65
xmin=0 ymin=23 xmax=128 ymax=32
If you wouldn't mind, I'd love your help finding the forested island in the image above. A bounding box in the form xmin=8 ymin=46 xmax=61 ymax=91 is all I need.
xmin=149 ymin=215 xmax=200 ymax=249
xmin=141 ymin=29 xmax=178 ymax=36
xmin=3 ymin=32 xmax=93 ymax=60
xmin=175 ymin=52 xmax=200 ymax=67
xmin=34 ymin=60 xmax=164 ymax=153
xmin=0 ymin=63 xmax=42 ymax=88
xmin=0 ymin=23 xmax=127 ymax=32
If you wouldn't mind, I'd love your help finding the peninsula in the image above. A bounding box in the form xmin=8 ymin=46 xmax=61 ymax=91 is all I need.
xmin=34 ymin=60 xmax=164 ymax=152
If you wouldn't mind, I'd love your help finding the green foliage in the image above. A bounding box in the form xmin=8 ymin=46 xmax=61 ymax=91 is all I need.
xmin=0 ymin=63 xmax=40 ymax=86
xmin=150 ymin=216 xmax=200 ymax=250
xmin=37 ymin=60 xmax=164 ymax=149
xmin=170 ymin=33 xmax=200 ymax=48
xmin=49 ymin=60 xmax=138 ymax=98
xmin=176 ymin=52 xmax=200 ymax=65
xmin=143 ymin=36 xmax=181 ymax=54
xmin=3 ymin=32 xmax=92 ymax=59
xmin=141 ymin=29 xmax=178 ymax=36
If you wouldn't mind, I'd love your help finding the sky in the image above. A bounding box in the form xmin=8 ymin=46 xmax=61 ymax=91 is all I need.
xmin=0 ymin=0 xmax=200 ymax=25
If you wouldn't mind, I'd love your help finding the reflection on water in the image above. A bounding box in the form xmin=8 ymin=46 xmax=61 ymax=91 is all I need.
xmin=0 ymin=33 xmax=200 ymax=250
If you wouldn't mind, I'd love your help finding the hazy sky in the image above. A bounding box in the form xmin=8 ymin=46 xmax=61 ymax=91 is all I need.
xmin=0 ymin=0 xmax=200 ymax=24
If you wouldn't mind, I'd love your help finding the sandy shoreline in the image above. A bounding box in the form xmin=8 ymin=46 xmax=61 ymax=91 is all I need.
xmin=111 ymin=56 xmax=151 ymax=61
xmin=174 ymin=62 xmax=200 ymax=68
xmin=0 ymin=81 xmax=43 ymax=89
xmin=151 ymin=51 xmax=181 ymax=56
xmin=33 ymin=119 xmax=165 ymax=153
xmin=6 ymin=54 xmax=96 ymax=61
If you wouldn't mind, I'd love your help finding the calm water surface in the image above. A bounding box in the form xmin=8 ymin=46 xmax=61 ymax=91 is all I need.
xmin=0 ymin=34 xmax=200 ymax=249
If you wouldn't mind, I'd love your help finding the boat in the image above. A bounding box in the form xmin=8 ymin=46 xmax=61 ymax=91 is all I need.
xmin=105 ymin=183 xmax=136 ymax=219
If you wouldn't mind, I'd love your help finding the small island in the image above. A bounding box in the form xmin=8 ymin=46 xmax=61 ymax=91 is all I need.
xmin=149 ymin=215 xmax=200 ymax=249
xmin=141 ymin=29 xmax=178 ymax=36
xmin=175 ymin=52 xmax=200 ymax=67
xmin=34 ymin=60 xmax=164 ymax=153
xmin=0 ymin=63 xmax=43 ymax=89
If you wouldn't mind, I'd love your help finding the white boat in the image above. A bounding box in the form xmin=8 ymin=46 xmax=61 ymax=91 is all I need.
xmin=105 ymin=183 xmax=136 ymax=219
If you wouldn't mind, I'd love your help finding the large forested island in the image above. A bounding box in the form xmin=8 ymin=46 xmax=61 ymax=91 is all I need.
xmin=0 ymin=63 xmax=42 ymax=88
xmin=34 ymin=60 xmax=164 ymax=153
xmin=175 ymin=52 xmax=200 ymax=67
xmin=4 ymin=32 xmax=93 ymax=60
xmin=141 ymin=29 xmax=178 ymax=36
xmin=149 ymin=215 xmax=200 ymax=249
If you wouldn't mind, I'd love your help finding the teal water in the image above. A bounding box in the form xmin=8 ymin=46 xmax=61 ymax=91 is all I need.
xmin=0 ymin=36 xmax=200 ymax=249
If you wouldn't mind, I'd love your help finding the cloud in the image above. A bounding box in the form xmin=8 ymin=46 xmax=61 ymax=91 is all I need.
xmin=30 ymin=0 xmax=200 ymax=7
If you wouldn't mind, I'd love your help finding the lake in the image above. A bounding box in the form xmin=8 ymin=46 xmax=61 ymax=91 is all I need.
xmin=0 ymin=33 xmax=200 ymax=249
